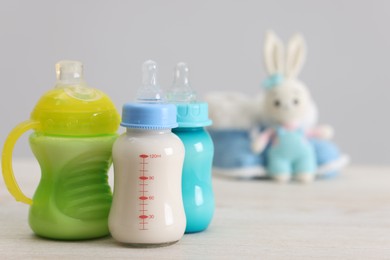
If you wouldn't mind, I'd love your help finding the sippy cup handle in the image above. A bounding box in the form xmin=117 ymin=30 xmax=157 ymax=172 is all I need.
xmin=2 ymin=120 xmax=41 ymax=205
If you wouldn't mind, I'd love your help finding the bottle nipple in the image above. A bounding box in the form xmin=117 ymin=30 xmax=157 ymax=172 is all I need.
xmin=55 ymin=60 xmax=100 ymax=101
xmin=55 ymin=60 xmax=84 ymax=85
xmin=167 ymin=62 xmax=197 ymax=103
xmin=136 ymin=60 xmax=164 ymax=103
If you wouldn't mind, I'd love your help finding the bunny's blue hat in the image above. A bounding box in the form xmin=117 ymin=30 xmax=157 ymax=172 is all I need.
xmin=263 ymin=73 xmax=284 ymax=90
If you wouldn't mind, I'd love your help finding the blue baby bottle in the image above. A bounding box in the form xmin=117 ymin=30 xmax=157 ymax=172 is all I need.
xmin=167 ymin=62 xmax=214 ymax=233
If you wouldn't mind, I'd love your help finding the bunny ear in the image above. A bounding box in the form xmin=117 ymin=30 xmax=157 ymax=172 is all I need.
xmin=286 ymin=33 xmax=306 ymax=78
xmin=264 ymin=30 xmax=284 ymax=75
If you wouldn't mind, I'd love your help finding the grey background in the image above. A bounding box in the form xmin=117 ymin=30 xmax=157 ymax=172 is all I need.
xmin=0 ymin=0 xmax=388 ymax=164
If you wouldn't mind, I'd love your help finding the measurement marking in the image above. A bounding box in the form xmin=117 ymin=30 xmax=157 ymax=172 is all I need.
xmin=139 ymin=154 xmax=152 ymax=230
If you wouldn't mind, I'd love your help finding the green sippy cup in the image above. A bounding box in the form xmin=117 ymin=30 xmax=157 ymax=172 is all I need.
xmin=2 ymin=60 xmax=120 ymax=240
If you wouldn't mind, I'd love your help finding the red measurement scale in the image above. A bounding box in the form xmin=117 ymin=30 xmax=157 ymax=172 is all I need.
xmin=138 ymin=154 xmax=156 ymax=230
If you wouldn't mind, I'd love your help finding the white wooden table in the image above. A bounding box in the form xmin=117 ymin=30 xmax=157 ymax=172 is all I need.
xmin=1 ymin=160 xmax=389 ymax=259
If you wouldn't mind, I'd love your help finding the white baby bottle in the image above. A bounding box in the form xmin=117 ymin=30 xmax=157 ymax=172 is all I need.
xmin=108 ymin=60 xmax=186 ymax=247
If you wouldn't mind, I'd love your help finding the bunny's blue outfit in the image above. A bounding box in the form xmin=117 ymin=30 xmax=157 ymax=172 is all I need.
xmin=267 ymin=127 xmax=316 ymax=175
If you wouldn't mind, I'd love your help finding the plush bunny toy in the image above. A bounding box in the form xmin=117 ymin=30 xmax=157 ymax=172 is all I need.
xmin=252 ymin=31 xmax=333 ymax=183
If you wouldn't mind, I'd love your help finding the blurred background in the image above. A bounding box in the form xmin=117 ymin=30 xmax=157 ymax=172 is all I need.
xmin=0 ymin=0 xmax=388 ymax=164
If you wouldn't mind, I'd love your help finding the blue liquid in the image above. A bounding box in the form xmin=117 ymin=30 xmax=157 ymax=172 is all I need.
xmin=173 ymin=127 xmax=214 ymax=233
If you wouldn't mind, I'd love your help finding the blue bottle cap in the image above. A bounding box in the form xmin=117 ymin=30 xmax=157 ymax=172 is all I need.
xmin=121 ymin=103 xmax=178 ymax=129
xmin=176 ymin=102 xmax=212 ymax=128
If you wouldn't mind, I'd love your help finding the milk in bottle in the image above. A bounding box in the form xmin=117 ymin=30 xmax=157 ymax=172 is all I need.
xmin=108 ymin=60 xmax=186 ymax=247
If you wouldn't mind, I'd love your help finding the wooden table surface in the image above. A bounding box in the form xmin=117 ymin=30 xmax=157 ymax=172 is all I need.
xmin=1 ymin=160 xmax=389 ymax=259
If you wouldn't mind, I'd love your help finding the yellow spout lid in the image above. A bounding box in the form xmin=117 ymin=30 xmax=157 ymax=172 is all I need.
xmin=31 ymin=60 xmax=120 ymax=136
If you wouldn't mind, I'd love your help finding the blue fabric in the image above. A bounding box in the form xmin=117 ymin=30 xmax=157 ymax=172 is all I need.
xmin=209 ymin=128 xmax=343 ymax=178
xmin=208 ymin=129 xmax=265 ymax=169
xmin=267 ymin=127 xmax=316 ymax=175
xmin=309 ymin=139 xmax=341 ymax=166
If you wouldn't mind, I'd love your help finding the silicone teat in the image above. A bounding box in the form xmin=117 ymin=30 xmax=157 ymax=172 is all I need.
xmin=136 ymin=60 xmax=163 ymax=102
xmin=167 ymin=62 xmax=197 ymax=103
xmin=55 ymin=60 xmax=100 ymax=101
xmin=55 ymin=60 xmax=84 ymax=85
